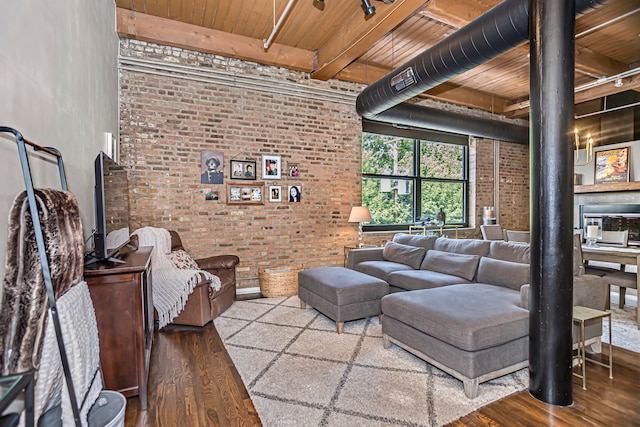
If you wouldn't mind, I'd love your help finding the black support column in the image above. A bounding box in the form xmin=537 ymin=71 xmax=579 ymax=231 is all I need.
xmin=528 ymin=0 xmax=576 ymax=406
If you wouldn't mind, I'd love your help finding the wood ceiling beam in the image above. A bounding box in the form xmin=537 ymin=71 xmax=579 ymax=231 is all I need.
xmin=338 ymin=61 xmax=508 ymax=112
xmin=503 ymin=74 xmax=640 ymax=118
xmin=311 ymin=0 xmax=428 ymax=81
xmin=421 ymin=0 xmax=629 ymax=77
xmin=116 ymin=8 xmax=315 ymax=72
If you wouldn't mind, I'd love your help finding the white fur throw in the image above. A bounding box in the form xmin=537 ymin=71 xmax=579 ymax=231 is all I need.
xmin=132 ymin=227 xmax=221 ymax=328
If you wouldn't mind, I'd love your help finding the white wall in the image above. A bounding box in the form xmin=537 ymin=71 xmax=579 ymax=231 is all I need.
xmin=0 ymin=0 xmax=119 ymax=278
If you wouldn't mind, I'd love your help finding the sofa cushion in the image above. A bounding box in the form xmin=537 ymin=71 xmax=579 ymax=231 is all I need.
xmin=392 ymin=233 xmax=439 ymax=250
xmin=420 ymin=249 xmax=480 ymax=281
xmin=488 ymin=241 xmax=530 ymax=263
xmin=354 ymin=261 xmax=415 ymax=283
xmin=388 ymin=270 xmax=471 ymax=291
xmin=383 ymin=241 xmax=426 ymax=269
xmin=381 ymin=284 xmax=528 ymax=351
xmin=476 ymin=257 xmax=530 ymax=291
xmin=434 ymin=238 xmax=491 ymax=256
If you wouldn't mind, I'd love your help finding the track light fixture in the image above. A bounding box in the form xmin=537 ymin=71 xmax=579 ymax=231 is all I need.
xmin=317 ymin=0 xmax=393 ymax=17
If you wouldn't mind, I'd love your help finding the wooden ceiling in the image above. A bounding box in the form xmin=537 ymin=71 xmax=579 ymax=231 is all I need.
xmin=116 ymin=0 xmax=640 ymax=119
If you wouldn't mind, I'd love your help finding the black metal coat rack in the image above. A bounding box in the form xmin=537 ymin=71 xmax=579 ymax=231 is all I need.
xmin=0 ymin=126 xmax=81 ymax=427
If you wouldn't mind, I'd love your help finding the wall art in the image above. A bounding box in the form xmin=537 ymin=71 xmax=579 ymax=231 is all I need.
xmin=201 ymin=151 xmax=224 ymax=184
xmin=230 ymin=159 xmax=257 ymax=180
xmin=262 ymin=155 xmax=281 ymax=179
xmin=228 ymin=183 xmax=264 ymax=205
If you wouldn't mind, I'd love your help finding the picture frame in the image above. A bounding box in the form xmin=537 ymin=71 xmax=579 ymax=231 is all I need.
xmin=287 ymin=162 xmax=300 ymax=178
xmin=227 ymin=183 xmax=264 ymax=205
xmin=230 ymin=159 xmax=257 ymax=180
xmin=594 ymin=147 xmax=629 ymax=184
xmin=262 ymin=155 xmax=281 ymax=179
xmin=201 ymin=151 xmax=224 ymax=185
xmin=288 ymin=185 xmax=301 ymax=202
xmin=269 ymin=185 xmax=282 ymax=202
xmin=204 ymin=190 xmax=219 ymax=201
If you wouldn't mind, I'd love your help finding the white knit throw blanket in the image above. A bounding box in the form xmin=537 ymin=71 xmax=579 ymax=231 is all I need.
xmin=34 ymin=282 xmax=103 ymax=426
xmin=133 ymin=227 xmax=221 ymax=329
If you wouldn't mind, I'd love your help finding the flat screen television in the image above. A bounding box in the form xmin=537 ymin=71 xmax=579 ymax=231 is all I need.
xmin=85 ymin=151 xmax=131 ymax=265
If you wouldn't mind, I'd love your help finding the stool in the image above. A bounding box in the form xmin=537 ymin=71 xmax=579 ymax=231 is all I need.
xmin=573 ymin=305 xmax=613 ymax=390
xmin=298 ymin=267 xmax=388 ymax=334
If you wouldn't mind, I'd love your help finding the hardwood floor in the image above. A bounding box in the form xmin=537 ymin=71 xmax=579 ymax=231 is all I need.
xmin=125 ymin=322 xmax=639 ymax=427
xmin=123 ymin=323 xmax=260 ymax=427
xmin=448 ymin=346 xmax=640 ymax=426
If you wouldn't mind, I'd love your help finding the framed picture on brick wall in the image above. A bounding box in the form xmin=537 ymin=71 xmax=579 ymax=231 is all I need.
xmin=269 ymin=185 xmax=282 ymax=202
xmin=201 ymin=151 xmax=224 ymax=184
xmin=262 ymin=155 xmax=281 ymax=179
xmin=228 ymin=183 xmax=264 ymax=205
xmin=230 ymin=159 xmax=257 ymax=180
xmin=287 ymin=162 xmax=300 ymax=178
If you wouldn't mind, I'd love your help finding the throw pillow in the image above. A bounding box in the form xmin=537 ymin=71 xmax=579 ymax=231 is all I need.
xmin=420 ymin=249 xmax=480 ymax=281
xmin=168 ymin=249 xmax=199 ymax=270
xmin=382 ymin=241 xmax=427 ymax=269
xmin=476 ymin=257 xmax=530 ymax=290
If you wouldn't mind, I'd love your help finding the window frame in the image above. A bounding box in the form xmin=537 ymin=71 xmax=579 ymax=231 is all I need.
xmin=361 ymin=121 xmax=469 ymax=231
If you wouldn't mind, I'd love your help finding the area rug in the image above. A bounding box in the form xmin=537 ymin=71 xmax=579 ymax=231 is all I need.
xmin=214 ymin=297 xmax=529 ymax=427
xmin=603 ymin=292 xmax=639 ymax=353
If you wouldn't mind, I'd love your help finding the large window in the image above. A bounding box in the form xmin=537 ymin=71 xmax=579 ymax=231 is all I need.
xmin=361 ymin=123 xmax=468 ymax=230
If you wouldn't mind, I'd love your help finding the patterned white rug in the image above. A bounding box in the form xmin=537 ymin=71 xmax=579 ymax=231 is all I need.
xmin=603 ymin=292 xmax=639 ymax=353
xmin=215 ymin=297 xmax=529 ymax=427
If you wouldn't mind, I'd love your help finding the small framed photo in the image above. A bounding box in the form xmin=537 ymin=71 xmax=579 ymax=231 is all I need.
xmin=230 ymin=159 xmax=257 ymax=180
xmin=269 ymin=185 xmax=282 ymax=202
xmin=288 ymin=185 xmax=301 ymax=202
xmin=227 ymin=183 xmax=264 ymax=205
xmin=204 ymin=190 xmax=219 ymax=201
xmin=287 ymin=162 xmax=300 ymax=178
xmin=262 ymin=155 xmax=281 ymax=179
xmin=594 ymin=147 xmax=629 ymax=184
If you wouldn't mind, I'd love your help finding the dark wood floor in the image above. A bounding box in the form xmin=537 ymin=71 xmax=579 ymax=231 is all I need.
xmin=125 ymin=322 xmax=640 ymax=427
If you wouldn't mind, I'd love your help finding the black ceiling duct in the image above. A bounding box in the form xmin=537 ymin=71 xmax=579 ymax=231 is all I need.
xmin=378 ymin=103 xmax=529 ymax=143
xmin=355 ymin=0 xmax=608 ymax=143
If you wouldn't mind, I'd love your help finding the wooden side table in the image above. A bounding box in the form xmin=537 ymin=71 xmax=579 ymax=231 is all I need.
xmin=572 ymin=305 xmax=613 ymax=390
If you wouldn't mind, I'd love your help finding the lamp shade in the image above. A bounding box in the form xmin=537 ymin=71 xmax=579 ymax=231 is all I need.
xmin=348 ymin=206 xmax=372 ymax=223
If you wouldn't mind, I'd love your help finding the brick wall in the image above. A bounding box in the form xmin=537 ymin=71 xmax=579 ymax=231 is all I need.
xmin=471 ymin=138 xmax=530 ymax=233
xmin=119 ymin=41 xmax=364 ymax=289
xmin=119 ymin=40 xmax=530 ymax=290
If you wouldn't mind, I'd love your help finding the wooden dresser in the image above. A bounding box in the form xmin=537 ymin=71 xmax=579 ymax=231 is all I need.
xmin=84 ymin=246 xmax=153 ymax=410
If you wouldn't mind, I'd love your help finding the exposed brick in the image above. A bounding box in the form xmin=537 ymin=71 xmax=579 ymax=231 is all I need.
xmin=119 ymin=40 xmax=530 ymax=290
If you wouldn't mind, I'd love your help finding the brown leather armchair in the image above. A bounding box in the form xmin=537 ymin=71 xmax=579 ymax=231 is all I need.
xmin=131 ymin=230 xmax=239 ymax=327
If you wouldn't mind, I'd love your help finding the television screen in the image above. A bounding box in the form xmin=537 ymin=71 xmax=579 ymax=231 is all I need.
xmin=87 ymin=151 xmax=130 ymax=264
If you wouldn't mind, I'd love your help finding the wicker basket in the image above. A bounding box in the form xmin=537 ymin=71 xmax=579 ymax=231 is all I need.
xmin=258 ymin=265 xmax=304 ymax=297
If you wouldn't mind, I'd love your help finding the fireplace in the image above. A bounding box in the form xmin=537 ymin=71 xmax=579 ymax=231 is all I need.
xmin=579 ymin=204 xmax=640 ymax=247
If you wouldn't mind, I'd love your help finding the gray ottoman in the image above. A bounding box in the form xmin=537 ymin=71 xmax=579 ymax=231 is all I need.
xmin=381 ymin=284 xmax=529 ymax=398
xmin=298 ymin=267 xmax=389 ymax=334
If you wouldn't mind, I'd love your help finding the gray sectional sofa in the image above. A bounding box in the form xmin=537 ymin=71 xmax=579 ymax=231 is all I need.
xmin=347 ymin=233 xmax=607 ymax=398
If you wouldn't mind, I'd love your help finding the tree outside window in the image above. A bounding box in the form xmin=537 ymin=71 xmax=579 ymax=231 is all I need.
xmin=362 ymin=132 xmax=467 ymax=229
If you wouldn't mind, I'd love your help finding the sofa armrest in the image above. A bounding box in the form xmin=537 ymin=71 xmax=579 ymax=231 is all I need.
xmin=520 ymin=274 xmax=606 ymax=311
xmin=196 ymin=254 xmax=240 ymax=271
xmin=520 ymin=284 xmax=530 ymax=310
xmin=347 ymin=248 xmax=384 ymax=270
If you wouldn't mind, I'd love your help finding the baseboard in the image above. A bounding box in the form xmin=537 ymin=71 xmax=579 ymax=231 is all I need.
xmin=236 ymin=286 xmax=260 ymax=296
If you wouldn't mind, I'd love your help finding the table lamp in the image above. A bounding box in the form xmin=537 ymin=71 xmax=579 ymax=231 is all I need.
xmin=349 ymin=206 xmax=372 ymax=247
